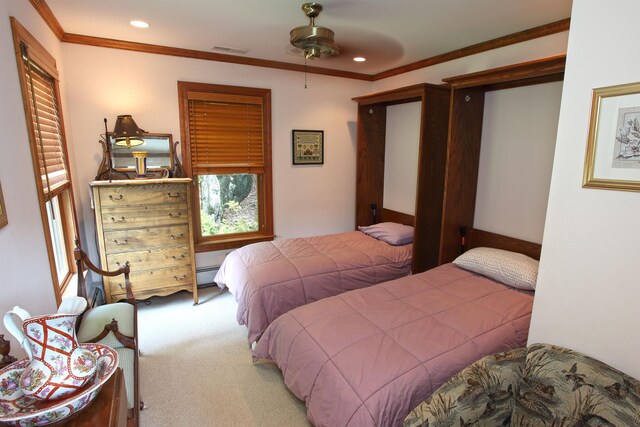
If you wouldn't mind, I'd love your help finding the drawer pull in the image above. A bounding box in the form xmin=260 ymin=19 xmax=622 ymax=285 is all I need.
xmin=113 ymin=239 xmax=128 ymax=245
xmin=118 ymin=283 xmax=125 ymax=289
xmin=109 ymin=194 xmax=124 ymax=201
xmin=172 ymin=254 xmax=186 ymax=261
xmin=174 ymin=275 xmax=187 ymax=281
xmin=170 ymin=234 xmax=184 ymax=240
xmin=169 ymin=212 xmax=181 ymax=218
xmin=111 ymin=216 xmax=126 ymax=223
xmin=167 ymin=192 xmax=181 ymax=198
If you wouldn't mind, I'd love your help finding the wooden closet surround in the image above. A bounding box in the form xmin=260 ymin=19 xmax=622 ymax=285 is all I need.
xmin=354 ymin=54 xmax=565 ymax=273
xmin=353 ymin=84 xmax=450 ymax=274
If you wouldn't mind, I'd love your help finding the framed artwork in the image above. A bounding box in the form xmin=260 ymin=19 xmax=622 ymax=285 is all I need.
xmin=0 ymin=181 xmax=7 ymax=228
xmin=292 ymin=130 xmax=324 ymax=165
xmin=583 ymin=82 xmax=640 ymax=191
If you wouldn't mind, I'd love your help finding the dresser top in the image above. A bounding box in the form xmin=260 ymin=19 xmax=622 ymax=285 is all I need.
xmin=90 ymin=178 xmax=192 ymax=187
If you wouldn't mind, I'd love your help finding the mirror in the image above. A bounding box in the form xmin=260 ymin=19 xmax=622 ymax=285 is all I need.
xmin=110 ymin=133 xmax=174 ymax=171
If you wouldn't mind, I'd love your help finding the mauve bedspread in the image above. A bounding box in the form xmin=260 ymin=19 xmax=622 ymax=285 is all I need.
xmin=214 ymin=231 xmax=412 ymax=344
xmin=253 ymin=263 xmax=534 ymax=427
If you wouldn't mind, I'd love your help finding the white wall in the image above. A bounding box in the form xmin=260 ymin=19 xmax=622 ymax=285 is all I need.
xmin=371 ymin=35 xmax=568 ymax=241
xmin=383 ymin=102 xmax=421 ymax=215
xmin=0 ymin=0 xmax=68 ymax=354
xmin=59 ymin=44 xmax=372 ymax=268
xmin=474 ymin=82 xmax=563 ymax=243
xmin=529 ymin=0 xmax=640 ymax=380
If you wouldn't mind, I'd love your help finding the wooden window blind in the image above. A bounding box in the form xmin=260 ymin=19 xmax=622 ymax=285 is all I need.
xmin=178 ymin=82 xmax=274 ymax=251
xmin=186 ymin=92 xmax=264 ymax=175
xmin=21 ymin=42 xmax=68 ymax=199
xmin=12 ymin=17 xmax=79 ymax=305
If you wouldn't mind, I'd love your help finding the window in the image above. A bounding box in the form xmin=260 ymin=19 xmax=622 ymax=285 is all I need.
xmin=11 ymin=18 xmax=79 ymax=304
xmin=178 ymin=82 xmax=273 ymax=251
xmin=46 ymin=196 xmax=69 ymax=284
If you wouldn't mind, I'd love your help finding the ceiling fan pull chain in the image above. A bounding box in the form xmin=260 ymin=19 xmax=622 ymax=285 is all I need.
xmin=304 ymin=57 xmax=308 ymax=89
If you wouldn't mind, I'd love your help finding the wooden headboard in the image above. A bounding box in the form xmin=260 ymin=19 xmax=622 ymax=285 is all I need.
xmin=381 ymin=208 xmax=415 ymax=226
xmin=463 ymin=228 xmax=542 ymax=260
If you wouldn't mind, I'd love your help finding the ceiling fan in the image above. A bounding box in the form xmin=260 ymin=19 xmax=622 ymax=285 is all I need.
xmin=290 ymin=2 xmax=340 ymax=60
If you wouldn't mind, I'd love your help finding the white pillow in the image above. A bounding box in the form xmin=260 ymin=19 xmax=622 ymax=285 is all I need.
xmin=453 ymin=247 xmax=539 ymax=290
xmin=357 ymin=222 xmax=414 ymax=246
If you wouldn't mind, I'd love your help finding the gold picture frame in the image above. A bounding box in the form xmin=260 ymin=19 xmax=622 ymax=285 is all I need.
xmin=583 ymin=81 xmax=640 ymax=191
xmin=0 ymin=181 xmax=7 ymax=228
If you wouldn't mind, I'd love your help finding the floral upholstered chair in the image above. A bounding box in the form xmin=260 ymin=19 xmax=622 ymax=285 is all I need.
xmin=404 ymin=343 xmax=640 ymax=427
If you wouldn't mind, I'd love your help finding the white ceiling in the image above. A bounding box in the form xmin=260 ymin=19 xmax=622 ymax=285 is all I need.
xmin=47 ymin=0 xmax=573 ymax=75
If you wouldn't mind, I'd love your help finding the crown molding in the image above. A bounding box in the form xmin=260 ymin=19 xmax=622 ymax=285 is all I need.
xmin=61 ymin=33 xmax=373 ymax=81
xmin=443 ymin=54 xmax=566 ymax=89
xmin=372 ymin=18 xmax=570 ymax=81
xmin=28 ymin=0 xmax=64 ymax=40
xmin=31 ymin=0 xmax=569 ymax=82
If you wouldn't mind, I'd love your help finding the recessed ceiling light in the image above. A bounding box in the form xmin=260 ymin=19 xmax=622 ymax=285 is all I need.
xmin=130 ymin=20 xmax=149 ymax=29
xmin=353 ymin=57 xmax=366 ymax=62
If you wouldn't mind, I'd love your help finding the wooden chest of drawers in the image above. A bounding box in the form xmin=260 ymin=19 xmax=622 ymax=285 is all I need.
xmin=91 ymin=179 xmax=198 ymax=304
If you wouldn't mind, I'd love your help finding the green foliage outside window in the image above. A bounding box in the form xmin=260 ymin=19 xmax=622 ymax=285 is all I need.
xmin=199 ymin=174 xmax=258 ymax=236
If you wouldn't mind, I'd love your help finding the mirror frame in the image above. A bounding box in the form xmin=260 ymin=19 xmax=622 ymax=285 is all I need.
xmin=110 ymin=132 xmax=175 ymax=172
xmin=95 ymin=132 xmax=186 ymax=180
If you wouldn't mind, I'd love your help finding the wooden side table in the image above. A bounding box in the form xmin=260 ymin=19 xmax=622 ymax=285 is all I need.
xmin=56 ymin=368 xmax=128 ymax=427
xmin=0 ymin=368 xmax=128 ymax=427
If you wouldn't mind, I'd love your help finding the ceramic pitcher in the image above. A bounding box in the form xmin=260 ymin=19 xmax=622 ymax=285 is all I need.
xmin=3 ymin=298 xmax=97 ymax=400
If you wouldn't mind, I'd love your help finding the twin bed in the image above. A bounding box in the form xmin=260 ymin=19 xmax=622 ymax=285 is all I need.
xmin=217 ymin=226 xmax=541 ymax=427
xmin=215 ymin=219 xmax=414 ymax=344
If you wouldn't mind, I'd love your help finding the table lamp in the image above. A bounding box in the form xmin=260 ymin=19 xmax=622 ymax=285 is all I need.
xmin=113 ymin=115 xmax=144 ymax=148
xmin=113 ymin=115 xmax=147 ymax=177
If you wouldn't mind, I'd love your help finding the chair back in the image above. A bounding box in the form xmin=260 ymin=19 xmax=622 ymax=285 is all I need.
xmin=73 ymin=241 xmax=133 ymax=307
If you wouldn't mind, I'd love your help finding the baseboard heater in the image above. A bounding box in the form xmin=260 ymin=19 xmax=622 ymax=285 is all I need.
xmin=195 ymin=265 xmax=220 ymax=289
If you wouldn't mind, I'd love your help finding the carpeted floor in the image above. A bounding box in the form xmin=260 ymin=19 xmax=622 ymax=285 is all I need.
xmin=137 ymin=287 xmax=310 ymax=426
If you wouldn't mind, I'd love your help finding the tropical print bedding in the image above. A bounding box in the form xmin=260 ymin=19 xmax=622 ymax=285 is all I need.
xmin=214 ymin=230 xmax=412 ymax=344
xmin=253 ymin=263 xmax=534 ymax=427
xmin=404 ymin=343 xmax=640 ymax=426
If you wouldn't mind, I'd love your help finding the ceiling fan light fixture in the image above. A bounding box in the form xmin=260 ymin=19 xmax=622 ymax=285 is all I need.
xmin=304 ymin=47 xmax=322 ymax=60
xmin=290 ymin=3 xmax=340 ymax=60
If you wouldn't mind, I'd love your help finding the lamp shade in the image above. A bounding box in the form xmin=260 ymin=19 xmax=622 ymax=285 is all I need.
xmin=113 ymin=115 xmax=144 ymax=147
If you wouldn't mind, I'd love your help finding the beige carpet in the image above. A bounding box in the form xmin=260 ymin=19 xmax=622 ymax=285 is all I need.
xmin=138 ymin=287 xmax=310 ymax=426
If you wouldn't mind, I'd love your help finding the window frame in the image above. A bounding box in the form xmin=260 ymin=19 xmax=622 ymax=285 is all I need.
xmin=11 ymin=17 xmax=79 ymax=304
xmin=177 ymin=81 xmax=274 ymax=252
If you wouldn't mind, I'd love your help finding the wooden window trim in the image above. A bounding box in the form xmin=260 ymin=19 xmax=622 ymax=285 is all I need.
xmin=57 ymin=189 xmax=76 ymax=294
xmin=178 ymin=81 xmax=274 ymax=252
xmin=11 ymin=17 xmax=79 ymax=305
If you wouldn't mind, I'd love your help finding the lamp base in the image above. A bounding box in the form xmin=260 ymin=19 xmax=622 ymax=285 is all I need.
xmin=132 ymin=151 xmax=148 ymax=178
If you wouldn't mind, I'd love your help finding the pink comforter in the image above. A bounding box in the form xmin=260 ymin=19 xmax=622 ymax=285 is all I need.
xmin=253 ymin=263 xmax=534 ymax=427
xmin=214 ymin=231 xmax=412 ymax=345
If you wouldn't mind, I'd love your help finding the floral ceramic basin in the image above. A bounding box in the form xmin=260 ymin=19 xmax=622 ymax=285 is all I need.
xmin=0 ymin=343 xmax=118 ymax=426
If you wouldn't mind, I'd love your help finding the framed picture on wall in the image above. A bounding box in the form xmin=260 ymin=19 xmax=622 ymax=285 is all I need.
xmin=0 ymin=181 xmax=7 ymax=228
xmin=292 ymin=130 xmax=324 ymax=165
xmin=583 ymin=81 xmax=640 ymax=192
